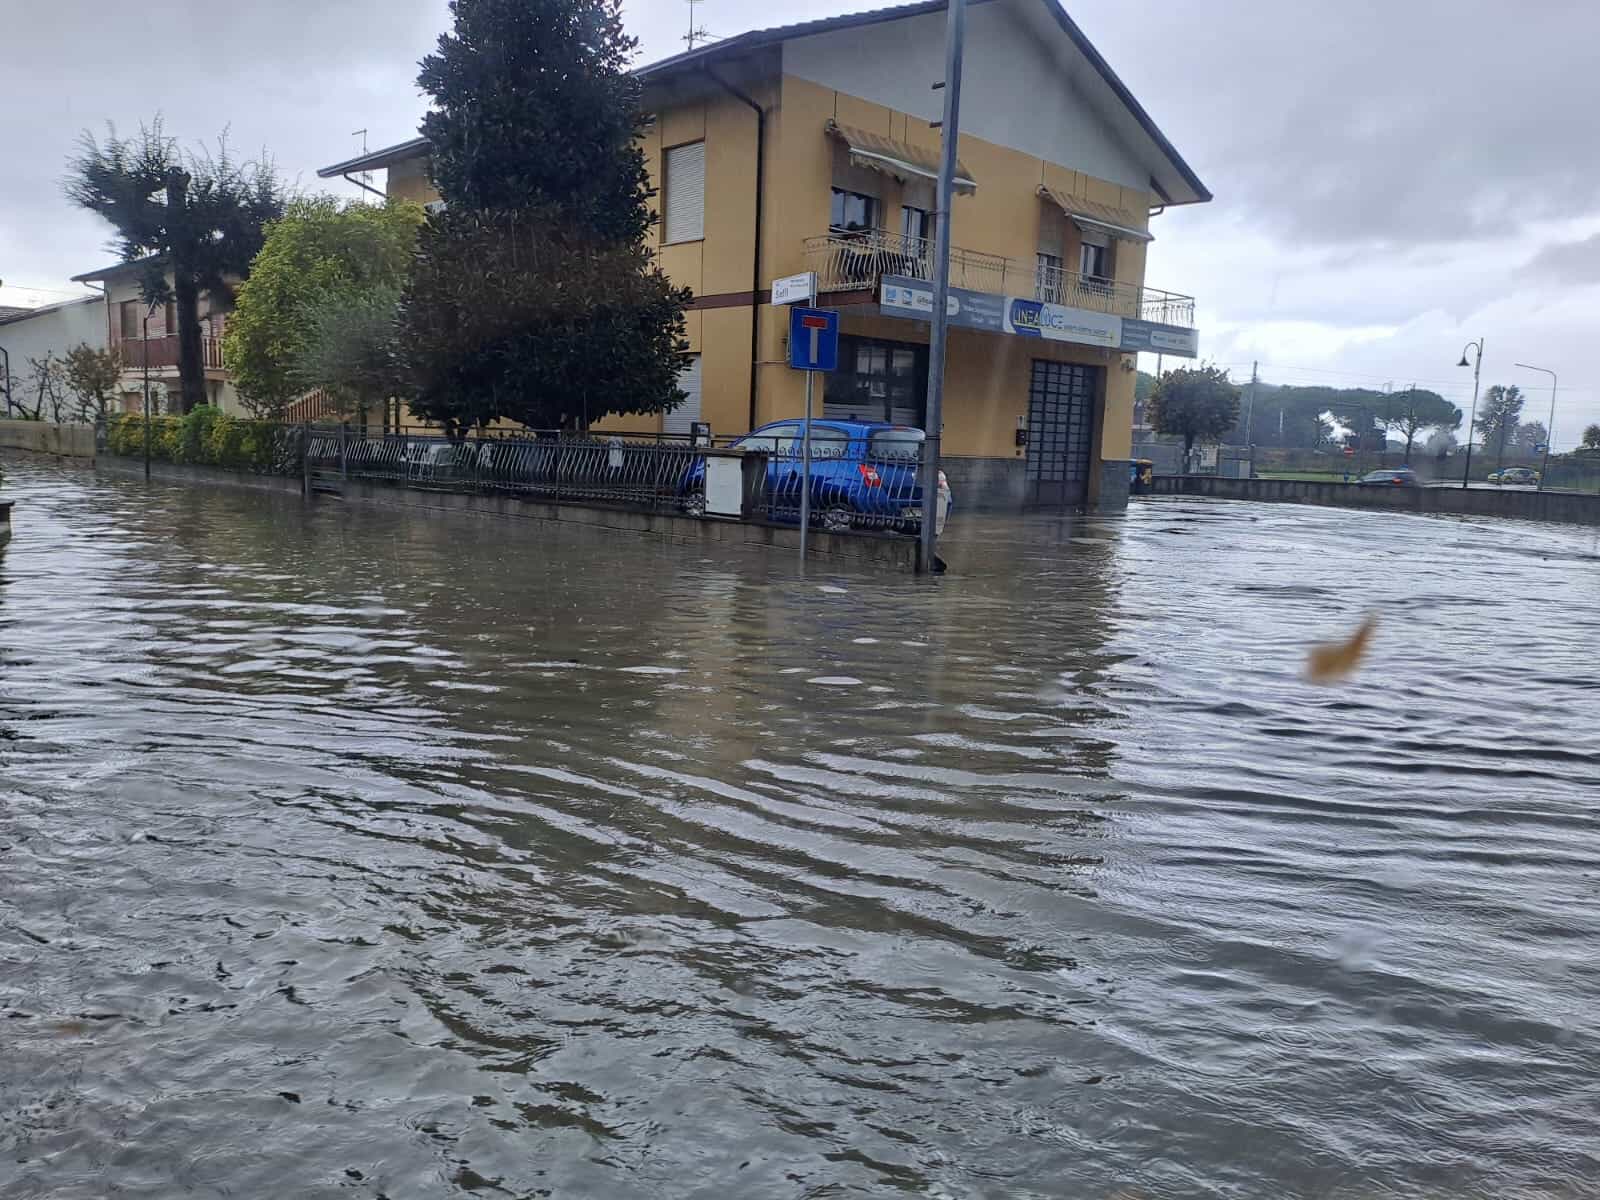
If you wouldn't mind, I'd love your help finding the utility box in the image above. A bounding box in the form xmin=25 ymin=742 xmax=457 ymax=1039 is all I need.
xmin=705 ymin=454 xmax=744 ymax=517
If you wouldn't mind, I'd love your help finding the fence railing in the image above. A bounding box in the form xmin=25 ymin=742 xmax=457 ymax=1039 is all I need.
xmin=304 ymin=426 xmax=937 ymax=535
xmin=113 ymin=335 xmax=226 ymax=371
xmin=804 ymin=230 xmax=1196 ymax=328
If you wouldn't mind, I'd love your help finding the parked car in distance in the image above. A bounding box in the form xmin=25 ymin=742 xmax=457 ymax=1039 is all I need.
xmin=1356 ymin=468 xmax=1420 ymax=487
xmin=1487 ymin=466 xmax=1540 ymax=486
xmin=682 ymin=419 xmax=952 ymax=535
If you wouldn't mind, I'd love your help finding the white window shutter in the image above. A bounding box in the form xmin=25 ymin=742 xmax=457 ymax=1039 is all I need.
xmin=664 ymin=142 xmax=706 ymax=244
xmin=664 ymin=354 xmax=703 ymax=436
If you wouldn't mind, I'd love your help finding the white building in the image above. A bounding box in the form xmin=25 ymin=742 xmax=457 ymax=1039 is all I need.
xmin=0 ymin=297 xmax=107 ymax=422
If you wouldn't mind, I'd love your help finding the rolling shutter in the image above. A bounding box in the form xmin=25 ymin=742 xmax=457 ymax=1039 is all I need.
xmin=664 ymin=354 xmax=702 ymax=437
xmin=664 ymin=142 xmax=706 ymax=244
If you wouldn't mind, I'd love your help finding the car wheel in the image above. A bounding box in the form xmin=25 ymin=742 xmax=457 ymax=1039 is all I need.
xmin=819 ymin=503 xmax=854 ymax=534
xmin=682 ymin=488 xmax=707 ymax=518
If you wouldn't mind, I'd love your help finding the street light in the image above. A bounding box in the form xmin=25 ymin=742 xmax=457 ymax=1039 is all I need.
xmin=1513 ymin=362 xmax=1557 ymax=492
xmin=1457 ymin=339 xmax=1484 ymax=489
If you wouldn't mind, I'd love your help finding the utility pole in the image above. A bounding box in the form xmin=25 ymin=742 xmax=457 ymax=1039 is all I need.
xmin=919 ymin=0 xmax=966 ymax=576
xmin=1243 ymin=360 xmax=1258 ymax=444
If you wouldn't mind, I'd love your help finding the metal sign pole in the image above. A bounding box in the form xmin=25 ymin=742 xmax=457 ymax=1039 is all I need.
xmin=919 ymin=0 xmax=967 ymax=575
xmin=800 ymin=370 xmax=814 ymax=563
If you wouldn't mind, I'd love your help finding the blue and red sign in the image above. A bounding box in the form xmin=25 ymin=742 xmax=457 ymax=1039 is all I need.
xmin=788 ymin=306 xmax=839 ymax=372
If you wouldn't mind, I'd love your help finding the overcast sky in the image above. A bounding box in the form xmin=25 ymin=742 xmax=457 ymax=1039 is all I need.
xmin=4 ymin=0 xmax=1597 ymax=443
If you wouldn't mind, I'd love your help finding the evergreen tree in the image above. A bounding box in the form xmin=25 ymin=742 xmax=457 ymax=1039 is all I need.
xmin=402 ymin=0 xmax=689 ymax=432
xmin=67 ymin=118 xmax=286 ymax=413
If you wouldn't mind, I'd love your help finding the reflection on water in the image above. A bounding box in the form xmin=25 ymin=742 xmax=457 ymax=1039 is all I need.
xmin=1 ymin=461 xmax=1597 ymax=1198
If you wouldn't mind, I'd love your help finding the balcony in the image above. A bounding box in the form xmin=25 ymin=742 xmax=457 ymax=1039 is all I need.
xmin=804 ymin=230 xmax=1195 ymax=329
xmin=115 ymin=335 xmax=226 ymax=372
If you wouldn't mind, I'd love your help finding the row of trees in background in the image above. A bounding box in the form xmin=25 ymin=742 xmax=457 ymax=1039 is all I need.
xmin=9 ymin=344 xmax=122 ymax=423
xmin=66 ymin=0 xmax=693 ymax=434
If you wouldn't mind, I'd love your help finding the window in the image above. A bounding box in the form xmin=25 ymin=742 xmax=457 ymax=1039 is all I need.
xmin=663 ymin=141 xmax=706 ymax=244
xmin=823 ymin=335 xmax=927 ymax=428
xmin=119 ymin=300 xmax=140 ymax=340
xmin=737 ymin=422 xmax=801 ymax=454
xmin=1036 ymin=252 xmax=1064 ymax=304
xmin=1079 ymin=231 xmax=1112 ymax=281
xmin=809 ymin=426 xmax=852 ymax=459
xmin=663 ymin=354 xmax=702 ymax=437
xmin=830 ymin=188 xmax=877 ymax=236
xmin=900 ymin=205 xmax=932 ymax=243
xmin=868 ymin=428 xmax=925 ymax=461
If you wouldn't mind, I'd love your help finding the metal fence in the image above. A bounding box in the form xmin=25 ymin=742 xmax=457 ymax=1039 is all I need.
xmin=304 ymin=425 xmax=937 ymax=536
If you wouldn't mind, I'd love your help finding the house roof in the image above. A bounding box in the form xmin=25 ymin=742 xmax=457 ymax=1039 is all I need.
xmin=316 ymin=0 xmax=1208 ymax=205
xmin=71 ymin=254 xmax=165 ymax=284
xmin=0 ymin=295 xmax=101 ymax=328
xmin=315 ymin=136 xmax=432 ymax=179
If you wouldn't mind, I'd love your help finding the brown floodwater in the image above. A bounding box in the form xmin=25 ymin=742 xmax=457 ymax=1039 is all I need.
xmin=2 ymin=459 xmax=1598 ymax=1198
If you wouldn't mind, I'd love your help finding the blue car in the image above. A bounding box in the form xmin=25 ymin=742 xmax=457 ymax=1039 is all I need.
xmin=681 ymin=419 xmax=952 ymax=535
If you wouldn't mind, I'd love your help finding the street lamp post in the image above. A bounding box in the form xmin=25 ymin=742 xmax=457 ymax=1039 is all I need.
xmin=1513 ymin=362 xmax=1557 ymax=492
xmin=142 ymin=299 xmax=160 ymax=481
xmin=1457 ymin=339 xmax=1484 ymax=489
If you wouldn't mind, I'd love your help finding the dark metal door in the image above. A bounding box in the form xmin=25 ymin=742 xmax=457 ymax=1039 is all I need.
xmin=1025 ymin=360 xmax=1098 ymax=507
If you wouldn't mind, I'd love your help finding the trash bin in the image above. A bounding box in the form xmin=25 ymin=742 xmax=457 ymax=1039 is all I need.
xmin=1130 ymin=459 xmax=1154 ymax=495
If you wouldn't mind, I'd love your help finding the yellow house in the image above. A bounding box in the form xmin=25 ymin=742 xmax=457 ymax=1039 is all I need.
xmin=318 ymin=0 xmax=1209 ymax=511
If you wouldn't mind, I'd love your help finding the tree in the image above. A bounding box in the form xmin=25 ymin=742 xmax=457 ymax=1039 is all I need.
xmin=66 ymin=118 xmax=286 ymax=413
xmin=1424 ymin=427 xmax=1459 ymax=458
xmin=1382 ymin=387 xmax=1461 ymax=462
xmin=1514 ymin=420 xmax=1549 ymax=454
xmin=290 ymin=285 xmax=410 ymax=425
xmin=23 ymin=354 xmax=67 ymax=422
xmin=224 ymin=197 xmax=423 ymax=418
xmin=1582 ymin=424 xmax=1600 ymax=453
xmin=1147 ymin=364 xmax=1242 ymax=459
xmin=402 ymin=207 xmax=691 ymax=433
xmin=63 ymin=343 xmax=122 ymax=423
xmin=401 ymin=0 xmax=691 ymax=432
xmin=419 ymin=0 xmax=652 ymax=243
xmin=1474 ymin=384 xmax=1525 ymax=471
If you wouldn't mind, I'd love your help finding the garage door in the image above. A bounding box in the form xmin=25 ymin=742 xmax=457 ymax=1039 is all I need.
xmin=1025 ymin=360 xmax=1098 ymax=508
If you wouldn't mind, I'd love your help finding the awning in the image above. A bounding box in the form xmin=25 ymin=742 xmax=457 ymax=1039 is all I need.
xmin=826 ymin=120 xmax=976 ymax=195
xmin=1038 ymin=186 xmax=1153 ymax=243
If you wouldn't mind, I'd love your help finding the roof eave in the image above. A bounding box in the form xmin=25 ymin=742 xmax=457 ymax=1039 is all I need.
xmin=315 ymin=136 xmax=432 ymax=179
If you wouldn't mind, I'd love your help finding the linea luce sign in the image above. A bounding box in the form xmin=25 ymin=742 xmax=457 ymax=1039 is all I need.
xmin=878 ymin=275 xmax=1197 ymax=358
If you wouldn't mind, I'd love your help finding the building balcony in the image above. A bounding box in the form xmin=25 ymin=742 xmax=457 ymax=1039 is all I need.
xmin=115 ymin=334 xmax=226 ymax=372
xmin=804 ymin=230 xmax=1195 ymax=329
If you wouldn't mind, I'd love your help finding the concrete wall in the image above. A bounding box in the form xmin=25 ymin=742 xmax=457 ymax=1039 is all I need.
xmin=0 ymin=419 xmax=96 ymax=458
xmin=0 ymin=298 xmax=106 ymax=420
xmin=1153 ymin=474 xmax=1600 ymax=527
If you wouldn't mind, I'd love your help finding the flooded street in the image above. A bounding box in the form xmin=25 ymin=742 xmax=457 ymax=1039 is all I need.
xmin=2 ymin=459 xmax=1598 ymax=1199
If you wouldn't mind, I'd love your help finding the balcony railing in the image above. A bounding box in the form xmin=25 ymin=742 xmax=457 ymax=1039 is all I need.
xmin=805 ymin=230 xmax=1195 ymax=329
xmin=115 ymin=335 xmax=226 ymax=372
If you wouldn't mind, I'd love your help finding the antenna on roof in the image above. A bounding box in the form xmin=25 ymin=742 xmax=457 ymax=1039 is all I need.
xmin=685 ymin=0 xmax=714 ymax=49
xmin=352 ymin=129 xmax=373 ymax=199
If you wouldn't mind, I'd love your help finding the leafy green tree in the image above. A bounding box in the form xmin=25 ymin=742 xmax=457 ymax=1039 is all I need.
xmin=291 ymin=285 xmax=409 ymax=426
xmin=419 ymin=0 xmax=651 ymax=243
xmin=66 ymin=118 xmax=285 ymax=413
xmin=402 ymin=0 xmax=691 ymax=432
xmin=62 ymin=343 xmax=122 ymax=423
xmin=224 ymin=197 xmax=423 ymax=417
xmin=1582 ymin=423 xmax=1600 ymax=453
xmin=1382 ymin=387 xmax=1461 ymax=462
xmin=1148 ymin=365 xmax=1242 ymax=460
xmin=402 ymin=208 xmax=690 ymax=433
xmin=1514 ymin=420 xmax=1548 ymax=454
xmin=1474 ymin=384 xmax=1525 ymax=471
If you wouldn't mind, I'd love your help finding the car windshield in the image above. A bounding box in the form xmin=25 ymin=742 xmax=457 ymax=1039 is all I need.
xmin=868 ymin=428 xmax=925 ymax=461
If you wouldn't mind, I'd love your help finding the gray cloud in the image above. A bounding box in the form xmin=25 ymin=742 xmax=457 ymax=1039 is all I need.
xmin=1524 ymin=232 xmax=1600 ymax=283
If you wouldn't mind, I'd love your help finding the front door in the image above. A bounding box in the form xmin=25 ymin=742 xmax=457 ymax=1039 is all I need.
xmin=1025 ymin=360 xmax=1099 ymax=508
